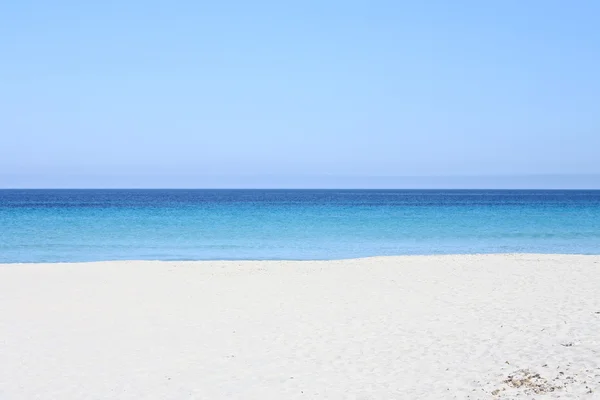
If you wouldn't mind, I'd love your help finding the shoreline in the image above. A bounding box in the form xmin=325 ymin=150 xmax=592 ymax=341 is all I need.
xmin=2 ymin=254 xmax=599 ymax=399
xmin=2 ymin=252 xmax=600 ymax=266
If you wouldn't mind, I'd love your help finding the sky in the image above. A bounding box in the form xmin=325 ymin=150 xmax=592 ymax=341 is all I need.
xmin=1 ymin=0 xmax=599 ymax=188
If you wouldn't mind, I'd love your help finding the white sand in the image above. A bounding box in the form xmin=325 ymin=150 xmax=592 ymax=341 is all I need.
xmin=1 ymin=254 xmax=599 ymax=399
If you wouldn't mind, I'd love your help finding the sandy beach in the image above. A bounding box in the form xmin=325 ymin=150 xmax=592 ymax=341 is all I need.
xmin=1 ymin=254 xmax=599 ymax=399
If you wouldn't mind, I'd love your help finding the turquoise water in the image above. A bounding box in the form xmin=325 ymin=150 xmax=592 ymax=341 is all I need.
xmin=1 ymin=189 xmax=599 ymax=263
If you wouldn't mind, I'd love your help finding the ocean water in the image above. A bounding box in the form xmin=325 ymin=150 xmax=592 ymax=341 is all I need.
xmin=1 ymin=189 xmax=599 ymax=263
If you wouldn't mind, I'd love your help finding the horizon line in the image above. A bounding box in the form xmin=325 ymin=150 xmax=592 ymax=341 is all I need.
xmin=2 ymin=187 xmax=600 ymax=191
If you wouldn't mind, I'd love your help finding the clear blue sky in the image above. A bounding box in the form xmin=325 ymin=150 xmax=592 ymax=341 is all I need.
xmin=1 ymin=0 xmax=599 ymax=188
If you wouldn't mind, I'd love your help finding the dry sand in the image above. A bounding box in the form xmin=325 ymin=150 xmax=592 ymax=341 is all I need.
xmin=1 ymin=254 xmax=599 ymax=399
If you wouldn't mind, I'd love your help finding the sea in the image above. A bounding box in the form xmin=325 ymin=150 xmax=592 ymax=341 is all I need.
xmin=1 ymin=189 xmax=599 ymax=263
